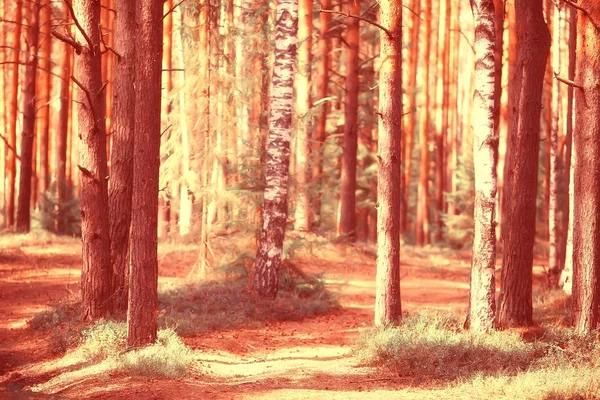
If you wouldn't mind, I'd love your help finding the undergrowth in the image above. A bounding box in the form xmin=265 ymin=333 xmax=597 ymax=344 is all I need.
xmin=29 ymin=256 xmax=339 ymax=351
xmin=354 ymin=309 xmax=600 ymax=399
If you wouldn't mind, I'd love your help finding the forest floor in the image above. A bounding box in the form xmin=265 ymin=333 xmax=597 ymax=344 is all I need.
xmin=0 ymin=232 xmax=559 ymax=399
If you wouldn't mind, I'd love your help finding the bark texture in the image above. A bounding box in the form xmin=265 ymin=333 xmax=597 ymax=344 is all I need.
xmin=16 ymin=0 xmax=40 ymax=233
xmin=469 ymin=0 xmax=497 ymax=332
xmin=127 ymin=0 xmax=163 ymax=347
xmin=293 ymin=0 xmax=312 ymax=232
xmin=109 ymin=0 xmax=136 ymax=313
xmin=36 ymin=1 xmax=52 ymax=203
xmin=75 ymin=0 xmax=112 ymax=320
xmin=498 ymin=0 xmax=550 ymax=327
xmin=254 ymin=0 xmax=298 ymax=299
xmin=374 ymin=0 xmax=402 ymax=326
xmin=337 ymin=0 xmax=360 ymax=240
xmin=572 ymin=2 xmax=600 ymax=335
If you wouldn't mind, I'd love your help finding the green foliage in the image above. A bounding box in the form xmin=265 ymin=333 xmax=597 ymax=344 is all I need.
xmin=443 ymin=142 xmax=475 ymax=249
xmin=33 ymin=182 xmax=81 ymax=236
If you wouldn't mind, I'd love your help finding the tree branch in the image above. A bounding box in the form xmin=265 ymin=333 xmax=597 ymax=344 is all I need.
xmin=71 ymin=75 xmax=98 ymax=126
xmin=554 ymin=72 xmax=583 ymax=90
xmin=161 ymin=0 xmax=188 ymax=22
xmin=560 ymin=0 xmax=588 ymax=15
xmin=98 ymin=24 xmax=122 ymax=60
xmin=51 ymin=29 xmax=82 ymax=54
xmin=0 ymin=133 xmax=21 ymax=161
xmin=403 ymin=4 xmax=423 ymax=19
xmin=319 ymin=8 xmax=393 ymax=38
xmin=62 ymin=0 xmax=94 ymax=54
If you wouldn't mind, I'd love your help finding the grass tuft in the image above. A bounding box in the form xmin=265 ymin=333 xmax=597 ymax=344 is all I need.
xmin=354 ymin=311 xmax=537 ymax=380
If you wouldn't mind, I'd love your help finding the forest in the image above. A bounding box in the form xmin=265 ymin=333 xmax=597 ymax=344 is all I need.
xmin=0 ymin=0 xmax=599 ymax=398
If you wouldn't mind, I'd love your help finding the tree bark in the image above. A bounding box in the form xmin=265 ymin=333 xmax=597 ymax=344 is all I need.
xmin=108 ymin=0 xmax=136 ymax=313
xmin=337 ymin=0 xmax=360 ymax=240
xmin=374 ymin=0 xmax=402 ymax=326
xmin=127 ymin=0 xmax=163 ymax=347
xmin=469 ymin=0 xmax=497 ymax=333
xmin=75 ymin=0 xmax=113 ymax=321
xmin=498 ymin=0 xmax=550 ymax=328
xmin=36 ymin=0 xmax=52 ymax=205
xmin=572 ymin=2 xmax=600 ymax=335
xmin=254 ymin=0 xmax=298 ymax=299
xmin=312 ymin=0 xmax=331 ymax=227
xmin=7 ymin=0 xmax=23 ymax=229
xmin=15 ymin=0 xmax=40 ymax=233
xmin=415 ymin=0 xmax=432 ymax=246
xmin=293 ymin=0 xmax=312 ymax=232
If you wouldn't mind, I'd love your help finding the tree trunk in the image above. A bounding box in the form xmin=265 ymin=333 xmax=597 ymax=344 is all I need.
xmin=108 ymin=0 xmax=136 ymax=313
xmin=415 ymin=0 xmax=432 ymax=246
xmin=401 ymin=0 xmax=420 ymax=233
xmin=374 ymin=0 xmax=402 ymax=326
xmin=158 ymin=0 xmax=174 ymax=239
xmin=558 ymin=6 xmax=576 ymax=281
xmin=337 ymin=0 xmax=360 ymax=240
xmin=7 ymin=0 xmax=23 ymax=229
xmin=469 ymin=0 xmax=497 ymax=333
xmin=293 ymin=0 xmax=312 ymax=232
xmin=127 ymin=0 xmax=163 ymax=347
xmin=75 ymin=0 xmax=112 ymax=321
xmin=548 ymin=2 xmax=561 ymax=286
xmin=55 ymin=8 xmax=72 ymax=234
xmin=498 ymin=0 xmax=550 ymax=328
xmin=36 ymin=1 xmax=52 ymax=205
xmin=254 ymin=0 xmax=298 ymax=299
xmin=15 ymin=0 xmax=40 ymax=233
xmin=572 ymin=2 xmax=600 ymax=335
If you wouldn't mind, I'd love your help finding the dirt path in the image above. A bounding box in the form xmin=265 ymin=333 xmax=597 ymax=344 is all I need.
xmin=0 ymin=236 xmax=475 ymax=399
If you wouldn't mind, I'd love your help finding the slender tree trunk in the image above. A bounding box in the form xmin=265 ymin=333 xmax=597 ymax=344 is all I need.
xmin=293 ymin=0 xmax=312 ymax=232
xmin=558 ymin=6 xmax=576 ymax=281
xmin=55 ymin=9 xmax=72 ymax=234
xmin=572 ymin=2 xmax=600 ymax=335
xmin=15 ymin=0 xmax=40 ymax=233
xmin=469 ymin=0 xmax=497 ymax=333
xmin=498 ymin=0 xmax=550 ymax=328
xmin=158 ymin=0 xmax=174 ymax=239
xmin=108 ymin=0 xmax=136 ymax=313
xmin=127 ymin=0 xmax=163 ymax=347
xmin=416 ymin=0 xmax=432 ymax=246
xmin=374 ymin=0 xmax=402 ymax=326
xmin=75 ymin=0 xmax=113 ymax=320
xmin=7 ymin=0 xmax=23 ymax=229
xmin=36 ymin=1 xmax=52 ymax=205
xmin=337 ymin=0 xmax=360 ymax=240
xmin=254 ymin=0 xmax=298 ymax=299
xmin=312 ymin=0 xmax=331 ymax=227
xmin=401 ymin=0 xmax=420 ymax=233
xmin=491 ymin=0 xmax=504 ymax=235
xmin=548 ymin=2 xmax=561 ymax=286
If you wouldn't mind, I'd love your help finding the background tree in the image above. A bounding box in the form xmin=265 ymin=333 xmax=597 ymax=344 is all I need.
xmin=72 ymin=0 xmax=113 ymax=320
xmin=254 ymin=0 xmax=298 ymax=299
xmin=374 ymin=0 xmax=402 ymax=326
xmin=108 ymin=0 xmax=136 ymax=313
xmin=127 ymin=0 xmax=164 ymax=347
xmin=498 ymin=0 xmax=550 ymax=327
xmin=572 ymin=1 xmax=600 ymax=336
xmin=469 ymin=0 xmax=497 ymax=332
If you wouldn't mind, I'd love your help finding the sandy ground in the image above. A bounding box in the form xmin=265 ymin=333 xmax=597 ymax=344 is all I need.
xmin=0 ymin=234 xmax=529 ymax=399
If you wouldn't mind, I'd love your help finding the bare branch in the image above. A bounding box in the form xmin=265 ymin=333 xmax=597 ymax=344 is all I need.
xmin=403 ymin=4 xmax=423 ymax=19
xmin=554 ymin=72 xmax=584 ymax=90
xmin=98 ymin=23 xmax=122 ymax=60
xmin=62 ymin=0 xmax=95 ymax=54
xmin=319 ymin=8 xmax=393 ymax=38
xmin=0 ymin=133 xmax=21 ymax=161
xmin=161 ymin=0 xmax=188 ymax=22
xmin=51 ymin=29 xmax=82 ymax=54
xmin=560 ymin=0 xmax=588 ymax=14
xmin=77 ymin=165 xmax=98 ymax=182
xmin=71 ymin=75 xmax=98 ymax=126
